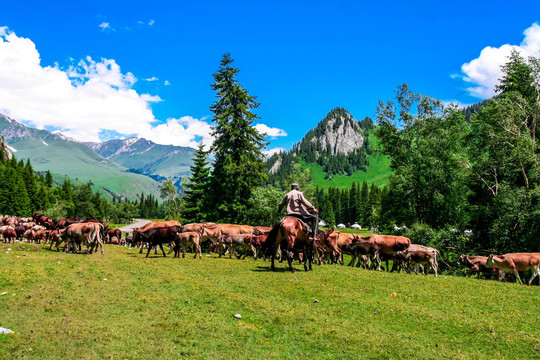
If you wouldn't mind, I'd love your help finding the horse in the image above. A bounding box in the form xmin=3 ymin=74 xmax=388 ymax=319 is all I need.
xmin=264 ymin=216 xmax=314 ymax=272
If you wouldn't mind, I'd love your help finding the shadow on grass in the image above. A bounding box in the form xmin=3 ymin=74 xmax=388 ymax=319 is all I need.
xmin=252 ymin=265 xmax=300 ymax=273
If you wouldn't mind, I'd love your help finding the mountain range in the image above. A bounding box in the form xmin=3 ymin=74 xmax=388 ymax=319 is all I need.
xmin=0 ymin=108 xmax=391 ymax=200
xmin=0 ymin=114 xmax=193 ymax=200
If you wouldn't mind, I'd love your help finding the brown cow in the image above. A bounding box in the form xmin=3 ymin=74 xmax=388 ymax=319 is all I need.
xmin=1 ymin=226 xmax=16 ymax=243
xmin=106 ymin=228 xmax=122 ymax=243
xmin=249 ymin=234 xmax=269 ymax=260
xmin=403 ymin=250 xmax=438 ymax=277
xmin=134 ymin=225 xmax=182 ymax=257
xmin=174 ymin=231 xmax=202 ymax=259
xmin=486 ymin=253 xmax=540 ymax=285
xmin=219 ymin=234 xmax=253 ymax=259
xmin=60 ymin=222 xmax=105 ymax=254
xmin=359 ymin=234 xmax=411 ymax=271
xmin=134 ymin=220 xmax=181 ymax=253
xmin=458 ymin=254 xmax=501 ymax=279
xmin=316 ymin=229 xmax=341 ymax=264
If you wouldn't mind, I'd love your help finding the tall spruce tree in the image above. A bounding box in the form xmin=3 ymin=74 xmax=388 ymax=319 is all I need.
xmin=183 ymin=142 xmax=211 ymax=223
xmin=208 ymin=53 xmax=267 ymax=222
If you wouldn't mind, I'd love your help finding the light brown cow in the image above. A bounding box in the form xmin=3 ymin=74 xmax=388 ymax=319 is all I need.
xmin=403 ymin=250 xmax=438 ymax=277
xmin=359 ymin=234 xmax=411 ymax=271
xmin=60 ymin=222 xmax=105 ymax=254
xmin=219 ymin=233 xmax=253 ymax=259
xmin=174 ymin=231 xmax=202 ymax=259
xmin=486 ymin=253 xmax=540 ymax=285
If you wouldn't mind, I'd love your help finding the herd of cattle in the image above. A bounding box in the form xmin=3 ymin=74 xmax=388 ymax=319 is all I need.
xmin=1 ymin=214 xmax=539 ymax=285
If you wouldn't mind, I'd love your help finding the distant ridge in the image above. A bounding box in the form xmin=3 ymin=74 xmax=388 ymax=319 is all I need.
xmin=87 ymin=137 xmax=195 ymax=182
xmin=0 ymin=114 xmax=162 ymax=200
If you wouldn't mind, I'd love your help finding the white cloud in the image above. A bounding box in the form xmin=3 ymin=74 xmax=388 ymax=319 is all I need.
xmin=99 ymin=22 xmax=113 ymax=32
xmin=0 ymin=27 xmax=211 ymax=147
xmin=145 ymin=116 xmax=213 ymax=149
xmin=460 ymin=22 xmax=540 ymax=99
xmin=164 ymin=80 xmax=171 ymax=86
xmin=254 ymin=123 xmax=287 ymax=138
xmin=263 ymin=147 xmax=285 ymax=157
xmin=145 ymin=76 xmax=158 ymax=82
xmin=148 ymin=19 xmax=155 ymax=26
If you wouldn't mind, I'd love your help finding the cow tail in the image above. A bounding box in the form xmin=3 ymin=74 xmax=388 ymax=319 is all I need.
xmin=438 ymin=250 xmax=453 ymax=270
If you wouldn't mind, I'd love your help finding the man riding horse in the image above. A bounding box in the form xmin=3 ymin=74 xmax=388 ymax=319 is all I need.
xmin=277 ymin=183 xmax=319 ymax=238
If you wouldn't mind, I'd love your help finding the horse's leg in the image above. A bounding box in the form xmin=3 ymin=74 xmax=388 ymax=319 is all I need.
xmin=287 ymin=236 xmax=296 ymax=273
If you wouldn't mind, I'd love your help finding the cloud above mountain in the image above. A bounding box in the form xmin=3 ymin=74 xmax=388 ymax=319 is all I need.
xmin=460 ymin=22 xmax=540 ymax=99
xmin=0 ymin=27 xmax=286 ymax=148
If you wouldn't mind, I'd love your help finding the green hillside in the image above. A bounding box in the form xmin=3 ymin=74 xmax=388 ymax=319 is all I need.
xmin=304 ymin=151 xmax=391 ymax=189
xmin=267 ymin=108 xmax=392 ymax=189
xmin=0 ymin=116 xmax=161 ymax=200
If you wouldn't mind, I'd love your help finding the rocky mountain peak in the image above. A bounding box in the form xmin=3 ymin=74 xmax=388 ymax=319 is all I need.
xmin=300 ymin=107 xmax=365 ymax=155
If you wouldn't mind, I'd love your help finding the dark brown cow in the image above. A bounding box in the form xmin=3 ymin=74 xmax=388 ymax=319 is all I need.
xmin=134 ymin=225 xmax=182 ymax=258
xmin=134 ymin=220 xmax=181 ymax=254
xmin=345 ymin=236 xmax=380 ymax=268
xmin=486 ymin=253 xmax=540 ymax=285
xmin=458 ymin=254 xmax=501 ymax=279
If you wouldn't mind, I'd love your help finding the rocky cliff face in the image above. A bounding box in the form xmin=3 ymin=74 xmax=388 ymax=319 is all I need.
xmin=313 ymin=111 xmax=364 ymax=155
xmin=299 ymin=107 xmax=365 ymax=155
xmin=0 ymin=136 xmax=11 ymax=162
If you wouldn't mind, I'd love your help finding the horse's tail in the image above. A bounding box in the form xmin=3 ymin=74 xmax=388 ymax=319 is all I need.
xmin=262 ymin=220 xmax=283 ymax=257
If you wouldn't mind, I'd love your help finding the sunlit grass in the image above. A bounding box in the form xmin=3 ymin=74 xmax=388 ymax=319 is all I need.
xmin=0 ymin=242 xmax=538 ymax=359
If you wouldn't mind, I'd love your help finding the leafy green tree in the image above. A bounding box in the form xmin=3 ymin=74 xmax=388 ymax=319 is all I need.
xmin=245 ymin=186 xmax=283 ymax=226
xmin=376 ymin=84 xmax=469 ymax=228
xmin=182 ymin=142 xmax=211 ymax=223
xmin=208 ymin=53 xmax=267 ymax=222
xmin=160 ymin=178 xmax=181 ymax=219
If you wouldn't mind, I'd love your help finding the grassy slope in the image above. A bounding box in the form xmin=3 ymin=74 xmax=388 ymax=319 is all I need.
xmin=1 ymin=242 xmax=538 ymax=360
xmin=10 ymin=137 xmax=161 ymax=200
xmin=303 ymin=132 xmax=392 ymax=190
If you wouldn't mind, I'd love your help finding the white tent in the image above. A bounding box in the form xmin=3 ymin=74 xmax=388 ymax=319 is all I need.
xmin=337 ymin=223 xmax=346 ymax=229
xmin=318 ymin=220 xmax=327 ymax=227
xmin=350 ymin=222 xmax=361 ymax=230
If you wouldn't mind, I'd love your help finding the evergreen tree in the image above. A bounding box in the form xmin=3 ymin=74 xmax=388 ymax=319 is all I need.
xmin=208 ymin=53 xmax=267 ymax=222
xmin=183 ymin=142 xmax=211 ymax=223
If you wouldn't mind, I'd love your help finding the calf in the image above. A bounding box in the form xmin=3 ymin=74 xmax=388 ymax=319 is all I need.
xmin=486 ymin=253 xmax=540 ymax=285
xmin=404 ymin=250 xmax=438 ymax=277
xmin=458 ymin=254 xmax=501 ymax=279
xmin=249 ymin=235 xmax=269 ymax=260
xmin=174 ymin=231 xmax=202 ymax=259
xmin=219 ymin=234 xmax=253 ymax=259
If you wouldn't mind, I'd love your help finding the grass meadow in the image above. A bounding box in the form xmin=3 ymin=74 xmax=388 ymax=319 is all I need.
xmin=0 ymin=242 xmax=539 ymax=360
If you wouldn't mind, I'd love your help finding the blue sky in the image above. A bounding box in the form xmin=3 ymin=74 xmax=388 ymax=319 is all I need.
xmin=1 ymin=1 xmax=540 ymax=153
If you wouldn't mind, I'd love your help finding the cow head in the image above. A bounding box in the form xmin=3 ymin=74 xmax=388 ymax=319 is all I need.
xmin=486 ymin=254 xmax=495 ymax=267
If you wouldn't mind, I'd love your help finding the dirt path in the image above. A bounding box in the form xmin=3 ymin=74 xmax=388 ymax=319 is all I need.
xmin=117 ymin=219 xmax=153 ymax=233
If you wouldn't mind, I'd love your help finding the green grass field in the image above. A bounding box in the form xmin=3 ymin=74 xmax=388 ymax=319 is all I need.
xmin=1 ymin=242 xmax=538 ymax=359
